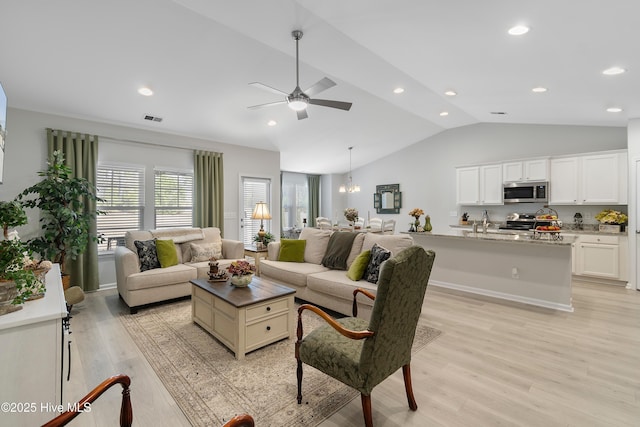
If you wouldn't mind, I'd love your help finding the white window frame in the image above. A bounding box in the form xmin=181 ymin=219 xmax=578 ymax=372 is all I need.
xmin=154 ymin=168 xmax=194 ymax=229
xmin=240 ymin=176 xmax=272 ymax=246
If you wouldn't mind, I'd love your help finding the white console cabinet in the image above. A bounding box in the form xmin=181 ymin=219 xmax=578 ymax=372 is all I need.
xmin=0 ymin=265 xmax=67 ymax=426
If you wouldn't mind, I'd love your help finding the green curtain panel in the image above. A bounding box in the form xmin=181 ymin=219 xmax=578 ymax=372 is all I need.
xmin=307 ymin=174 xmax=320 ymax=228
xmin=47 ymin=128 xmax=100 ymax=292
xmin=194 ymin=150 xmax=224 ymax=234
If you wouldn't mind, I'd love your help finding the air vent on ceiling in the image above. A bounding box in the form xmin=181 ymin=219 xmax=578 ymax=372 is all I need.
xmin=490 ymin=111 xmax=507 ymax=115
xmin=143 ymin=114 xmax=163 ymax=122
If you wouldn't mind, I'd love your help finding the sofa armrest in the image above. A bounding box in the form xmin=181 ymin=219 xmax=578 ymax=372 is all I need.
xmin=222 ymin=239 xmax=244 ymax=259
xmin=115 ymin=246 xmax=140 ymax=293
xmin=267 ymin=242 xmax=281 ymax=260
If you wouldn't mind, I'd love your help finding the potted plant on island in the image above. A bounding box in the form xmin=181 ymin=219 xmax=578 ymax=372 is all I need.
xmin=16 ymin=151 xmax=104 ymax=286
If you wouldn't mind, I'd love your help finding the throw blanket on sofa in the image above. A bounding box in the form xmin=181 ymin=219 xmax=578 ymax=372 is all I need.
xmin=321 ymin=231 xmax=358 ymax=270
xmin=151 ymin=228 xmax=205 ymax=243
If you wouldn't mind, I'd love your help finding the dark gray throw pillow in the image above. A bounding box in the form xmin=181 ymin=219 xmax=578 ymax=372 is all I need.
xmin=365 ymin=243 xmax=391 ymax=284
xmin=134 ymin=239 xmax=161 ymax=272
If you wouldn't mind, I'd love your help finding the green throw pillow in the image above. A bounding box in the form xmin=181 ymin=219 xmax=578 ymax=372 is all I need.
xmin=278 ymin=239 xmax=306 ymax=262
xmin=156 ymin=239 xmax=179 ymax=268
xmin=347 ymin=250 xmax=371 ymax=281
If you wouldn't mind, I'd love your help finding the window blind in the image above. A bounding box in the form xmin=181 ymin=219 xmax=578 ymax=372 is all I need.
xmin=154 ymin=169 xmax=193 ymax=229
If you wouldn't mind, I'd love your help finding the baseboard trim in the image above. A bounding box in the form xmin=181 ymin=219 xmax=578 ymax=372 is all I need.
xmin=429 ymin=280 xmax=574 ymax=312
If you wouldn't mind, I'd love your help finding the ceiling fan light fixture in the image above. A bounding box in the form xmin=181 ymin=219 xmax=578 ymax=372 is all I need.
xmin=288 ymin=98 xmax=308 ymax=111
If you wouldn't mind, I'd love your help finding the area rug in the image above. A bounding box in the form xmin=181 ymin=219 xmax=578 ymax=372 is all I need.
xmin=120 ymin=300 xmax=441 ymax=427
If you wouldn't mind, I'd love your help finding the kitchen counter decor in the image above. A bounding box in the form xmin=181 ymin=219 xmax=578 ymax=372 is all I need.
xmin=595 ymin=209 xmax=627 ymax=233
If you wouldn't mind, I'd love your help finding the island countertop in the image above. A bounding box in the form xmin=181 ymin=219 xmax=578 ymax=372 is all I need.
xmin=404 ymin=228 xmax=576 ymax=245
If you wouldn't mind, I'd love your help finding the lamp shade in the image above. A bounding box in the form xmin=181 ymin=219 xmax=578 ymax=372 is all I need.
xmin=251 ymin=202 xmax=272 ymax=220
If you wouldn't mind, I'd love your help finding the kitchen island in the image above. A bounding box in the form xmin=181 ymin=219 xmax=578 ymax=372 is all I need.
xmin=409 ymin=229 xmax=575 ymax=311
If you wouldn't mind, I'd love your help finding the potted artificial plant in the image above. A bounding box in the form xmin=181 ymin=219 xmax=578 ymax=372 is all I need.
xmin=16 ymin=151 xmax=103 ymax=283
xmin=0 ymin=201 xmax=40 ymax=312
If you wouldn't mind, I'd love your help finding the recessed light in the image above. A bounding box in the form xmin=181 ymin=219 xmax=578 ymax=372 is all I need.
xmin=602 ymin=67 xmax=626 ymax=75
xmin=444 ymin=90 xmax=457 ymax=97
xmin=439 ymin=111 xmax=449 ymax=117
xmin=267 ymin=120 xmax=277 ymax=126
xmin=532 ymin=87 xmax=547 ymax=93
xmin=508 ymin=25 xmax=530 ymax=36
xmin=393 ymin=87 xmax=405 ymax=94
xmin=137 ymin=87 xmax=153 ymax=96
xmin=606 ymin=107 xmax=623 ymax=113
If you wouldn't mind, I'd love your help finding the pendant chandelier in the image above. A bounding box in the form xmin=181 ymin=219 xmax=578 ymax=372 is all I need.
xmin=339 ymin=146 xmax=360 ymax=193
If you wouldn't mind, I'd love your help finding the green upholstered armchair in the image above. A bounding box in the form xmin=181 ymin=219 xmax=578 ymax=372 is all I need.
xmin=295 ymin=245 xmax=436 ymax=427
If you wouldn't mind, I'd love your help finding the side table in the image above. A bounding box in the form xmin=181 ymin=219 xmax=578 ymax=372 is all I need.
xmin=244 ymin=245 xmax=268 ymax=276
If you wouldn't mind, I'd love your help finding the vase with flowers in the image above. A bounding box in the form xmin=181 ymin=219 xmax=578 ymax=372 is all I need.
xmin=408 ymin=208 xmax=424 ymax=232
xmin=344 ymin=208 xmax=359 ymax=226
xmin=227 ymin=260 xmax=256 ymax=287
xmin=595 ymin=209 xmax=628 ymax=232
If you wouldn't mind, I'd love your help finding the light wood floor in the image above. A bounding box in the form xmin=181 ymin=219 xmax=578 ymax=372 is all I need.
xmin=64 ymin=281 xmax=640 ymax=426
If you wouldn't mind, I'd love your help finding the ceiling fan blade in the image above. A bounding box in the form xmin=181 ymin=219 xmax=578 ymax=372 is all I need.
xmin=247 ymin=100 xmax=287 ymax=110
xmin=303 ymin=77 xmax=336 ymax=97
xmin=248 ymin=82 xmax=289 ymax=96
xmin=308 ymin=98 xmax=353 ymax=111
xmin=296 ymin=109 xmax=308 ymax=120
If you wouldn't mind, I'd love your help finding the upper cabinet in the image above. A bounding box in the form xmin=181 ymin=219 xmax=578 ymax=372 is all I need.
xmin=503 ymin=159 xmax=549 ymax=182
xmin=456 ymin=164 xmax=503 ymax=205
xmin=549 ymin=151 xmax=627 ymax=205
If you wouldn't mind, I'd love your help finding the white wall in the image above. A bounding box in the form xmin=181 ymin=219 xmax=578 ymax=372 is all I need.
xmin=627 ymin=118 xmax=640 ymax=289
xmin=0 ymin=107 xmax=280 ymax=287
xmin=343 ymin=123 xmax=626 ymax=233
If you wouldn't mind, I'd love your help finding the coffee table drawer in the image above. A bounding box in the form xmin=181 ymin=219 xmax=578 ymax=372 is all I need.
xmin=246 ymin=298 xmax=290 ymax=322
xmin=246 ymin=313 xmax=289 ymax=350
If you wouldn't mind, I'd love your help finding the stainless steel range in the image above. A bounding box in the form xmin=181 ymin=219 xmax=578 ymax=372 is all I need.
xmin=499 ymin=213 xmax=551 ymax=231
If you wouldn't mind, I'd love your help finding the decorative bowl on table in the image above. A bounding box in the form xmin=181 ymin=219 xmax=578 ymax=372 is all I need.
xmin=230 ymin=274 xmax=253 ymax=287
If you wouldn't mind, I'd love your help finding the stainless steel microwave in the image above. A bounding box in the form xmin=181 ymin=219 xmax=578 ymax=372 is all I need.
xmin=503 ymin=181 xmax=549 ymax=203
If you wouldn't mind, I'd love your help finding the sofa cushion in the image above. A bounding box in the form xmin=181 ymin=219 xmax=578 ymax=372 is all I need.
xmin=279 ymin=239 xmax=306 ymax=262
xmin=190 ymin=242 xmax=223 ymax=262
xmin=181 ymin=228 xmax=223 ymax=262
xmin=134 ymin=239 xmax=161 ymax=271
xmin=321 ymin=232 xmax=357 ymax=270
xmin=365 ymin=243 xmax=391 ymax=284
xmin=298 ymin=227 xmax=332 ymax=264
xmin=307 ymin=270 xmax=377 ymax=308
xmin=150 ymin=227 xmax=204 ymax=243
xmin=260 ymin=259 xmax=329 ymax=287
xmin=347 ymin=250 xmax=371 ymax=281
xmin=156 ymin=239 xmax=179 ymax=268
xmin=127 ymin=264 xmax=197 ymax=291
xmin=362 ymin=233 xmax=413 ymax=256
xmin=126 ymin=230 xmax=153 ymax=253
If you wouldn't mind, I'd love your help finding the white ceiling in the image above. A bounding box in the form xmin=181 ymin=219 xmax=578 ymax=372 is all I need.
xmin=1 ymin=0 xmax=637 ymax=174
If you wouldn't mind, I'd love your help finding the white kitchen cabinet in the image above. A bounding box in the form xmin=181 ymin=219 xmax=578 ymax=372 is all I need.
xmin=574 ymin=234 xmax=623 ymax=280
xmin=549 ymin=151 xmax=627 ymax=205
xmin=503 ymin=159 xmax=549 ymax=182
xmin=456 ymin=164 xmax=503 ymax=205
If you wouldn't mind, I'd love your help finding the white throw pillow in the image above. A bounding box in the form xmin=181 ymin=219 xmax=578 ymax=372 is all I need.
xmin=190 ymin=242 xmax=223 ymax=262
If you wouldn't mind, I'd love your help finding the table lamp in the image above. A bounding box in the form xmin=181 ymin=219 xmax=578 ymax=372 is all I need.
xmin=251 ymin=201 xmax=272 ymax=242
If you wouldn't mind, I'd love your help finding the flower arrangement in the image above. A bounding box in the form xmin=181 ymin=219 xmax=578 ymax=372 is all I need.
xmin=227 ymin=260 xmax=256 ymax=277
xmin=408 ymin=208 xmax=424 ymax=220
xmin=595 ymin=209 xmax=628 ymax=224
xmin=344 ymin=208 xmax=359 ymax=222
xmin=253 ymin=231 xmax=275 ymax=244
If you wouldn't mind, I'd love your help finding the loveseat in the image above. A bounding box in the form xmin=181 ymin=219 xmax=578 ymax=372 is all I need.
xmin=260 ymin=227 xmax=414 ymax=320
xmin=115 ymin=227 xmax=244 ymax=313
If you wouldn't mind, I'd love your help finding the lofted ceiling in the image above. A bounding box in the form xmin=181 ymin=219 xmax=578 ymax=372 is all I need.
xmin=0 ymin=0 xmax=637 ymax=174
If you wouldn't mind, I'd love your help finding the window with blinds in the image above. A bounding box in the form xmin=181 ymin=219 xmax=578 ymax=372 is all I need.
xmin=242 ymin=177 xmax=271 ymax=246
xmin=96 ymin=165 xmax=144 ymax=251
xmin=154 ymin=169 xmax=193 ymax=229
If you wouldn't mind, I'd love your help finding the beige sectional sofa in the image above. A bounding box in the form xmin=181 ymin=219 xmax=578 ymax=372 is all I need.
xmin=260 ymin=227 xmax=414 ymax=320
xmin=115 ymin=227 xmax=244 ymax=313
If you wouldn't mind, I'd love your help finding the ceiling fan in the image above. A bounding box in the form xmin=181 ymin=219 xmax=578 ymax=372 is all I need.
xmin=248 ymin=30 xmax=352 ymax=120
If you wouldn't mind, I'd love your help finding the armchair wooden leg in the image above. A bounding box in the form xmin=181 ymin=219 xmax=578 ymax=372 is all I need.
xmin=296 ymin=359 xmax=303 ymax=404
xmin=360 ymin=394 xmax=373 ymax=427
xmin=402 ymin=364 xmax=418 ymax=411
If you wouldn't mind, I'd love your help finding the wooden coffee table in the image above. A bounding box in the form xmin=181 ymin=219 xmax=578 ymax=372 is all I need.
xmin=190 ymin=276 xmax=296 ymax=360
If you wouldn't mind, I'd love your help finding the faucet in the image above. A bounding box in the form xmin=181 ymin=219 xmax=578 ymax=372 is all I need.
xmin=481 ymin=210 xmax=490 ymax=233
